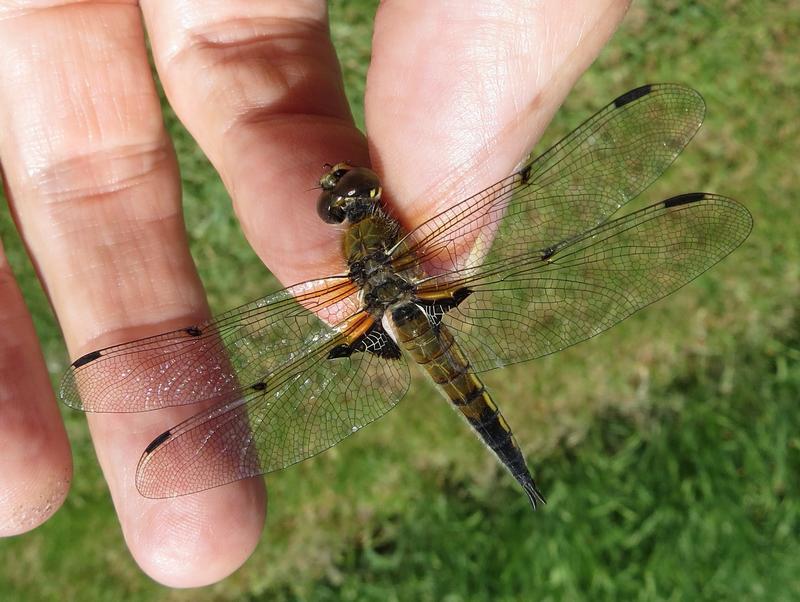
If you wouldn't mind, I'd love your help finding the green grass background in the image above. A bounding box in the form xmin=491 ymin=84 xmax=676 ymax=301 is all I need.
xmin=1 ymin=0 xmax=798 ymax=600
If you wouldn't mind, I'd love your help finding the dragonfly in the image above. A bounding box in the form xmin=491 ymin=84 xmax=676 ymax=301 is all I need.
xmin=60 ymin=84 xmax=752 ymax=509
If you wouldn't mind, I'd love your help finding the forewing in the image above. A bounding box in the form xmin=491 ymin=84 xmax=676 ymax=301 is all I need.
xmin=392 ymin=84 xmax=706 ymax=277
xmin=418 ymin=194 xmax=752 ymax=372
xmin=135 ymin=322 xmax=410 ymax=498
xmin=60 ymin=277 xmax=359 ymax=412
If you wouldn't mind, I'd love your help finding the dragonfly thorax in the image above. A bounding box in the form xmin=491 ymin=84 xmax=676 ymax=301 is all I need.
xmin=329 ymin=164 xmax=409 ymax=318
xmin=359 ymin=264 xmax=414 ymax=317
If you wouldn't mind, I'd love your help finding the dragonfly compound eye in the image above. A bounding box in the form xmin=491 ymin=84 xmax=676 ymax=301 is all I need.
xmin=319 ymin=162 xmax=354 ymax=190
xmin=317 ymin=190 xmax=346 ymax=224
xmin=334 ymin=167 xmax=382 ymax=201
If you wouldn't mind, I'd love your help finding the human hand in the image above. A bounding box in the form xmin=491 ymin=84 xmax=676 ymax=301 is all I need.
xmin=0 ymin=0 xmax=628 ymax=587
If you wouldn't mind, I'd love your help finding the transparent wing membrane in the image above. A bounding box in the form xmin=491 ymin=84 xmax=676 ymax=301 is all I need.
xmin=59 ymin=84 xmax=751 ymax=499
xmin=60 ymin=277 xmax=359 ymax=412
xmin=394 ymin=84 xmax=706 ymax=278
xmin=136 ymin=329 xmax=410 ymax=497
xmin=419 ymin=193 xmax=752 ymax=371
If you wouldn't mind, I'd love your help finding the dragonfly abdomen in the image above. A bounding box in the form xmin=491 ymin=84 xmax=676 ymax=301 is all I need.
xmin=389 ymin=303 xmax=545 ymax=509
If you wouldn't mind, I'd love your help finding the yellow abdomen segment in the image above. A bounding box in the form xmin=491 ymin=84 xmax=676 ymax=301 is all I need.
xmin=390 ymin=302 xmax=544 ymax=509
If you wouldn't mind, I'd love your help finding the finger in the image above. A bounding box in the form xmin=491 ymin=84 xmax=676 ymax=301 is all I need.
xmin=0 ymin=2 xmax=263 ymax=586
xmin=366 ymin=0 xmax=631 ymax=225
xmin=141 ymin=0 xmax=369 ymax=287
xmin=0 ymin=238 xmax=71 ymax=536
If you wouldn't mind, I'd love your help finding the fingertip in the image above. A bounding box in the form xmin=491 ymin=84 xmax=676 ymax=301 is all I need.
xmin=367 ymin=0 xmax=631 ymax=223
xmin=0 ymin=454 xmax=72 ymax=537
xmin=125 ymin=478 xmax=266 ymax=587
xmin=0 ymin=250 xmax=74 ymax=536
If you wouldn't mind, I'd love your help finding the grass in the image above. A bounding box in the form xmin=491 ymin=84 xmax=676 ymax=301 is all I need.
xmin=1 ymin=0 xmax=798 ymax=600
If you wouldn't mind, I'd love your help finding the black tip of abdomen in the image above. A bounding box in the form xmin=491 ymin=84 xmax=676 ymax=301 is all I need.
xmin=522 ymin=478 xmax=547 ymax=511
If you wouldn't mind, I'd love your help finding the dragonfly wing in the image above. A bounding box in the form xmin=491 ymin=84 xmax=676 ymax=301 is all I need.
xmin=393 ymin=84 xmax=706 ymax=278
xmin=60 ymin=276 xmax=360 ymax=412
xmin=135 ymin=314 xmax=410 ymax=497
xmin=416 ymin=194 xmax=752 ymax=372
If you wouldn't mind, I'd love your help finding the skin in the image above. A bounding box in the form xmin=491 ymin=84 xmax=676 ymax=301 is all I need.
xmin=0 ymin=0 xmax=630 ymax=588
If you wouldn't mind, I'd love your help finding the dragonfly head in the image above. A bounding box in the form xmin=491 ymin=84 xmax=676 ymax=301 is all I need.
xmin=317 ymin=163 xmax=383 ymax=224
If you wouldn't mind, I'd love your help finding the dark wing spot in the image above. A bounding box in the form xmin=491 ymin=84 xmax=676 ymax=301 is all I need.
xmin=518 ymin=164 xmax=533 ymax=184
xmin=72 ymin=350 xmax=102 ymax=368
xmin=185 ymin=326 xmax=202 ymax=337
xmin=613 ymin=84 xmax=653 ymax=108
xmin=417 ymin=288 xmax=473 ymax=313
xmin=416 ymin=288 xmax=474 ymax=330
xmin=328 ymin=326 xmax=402 ymax=360
xmin=144 ymin=429 xmax=172 ymax=454
xmin=663 ymin=192 xmax=706 ymax=208
xmin=251 ymin=381 xmax=267 ymax=392
xmin=328 ymin=343 xmax=354 ymax=359
xmin=452 ymin=287 xmax=473 ymax=306
xmin=365 ymin=331 xmax=401 ymax=360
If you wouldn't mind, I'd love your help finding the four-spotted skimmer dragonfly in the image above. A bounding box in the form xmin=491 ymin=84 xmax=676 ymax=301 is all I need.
xmin=61 ymin=84 xmax=752 ymax=509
